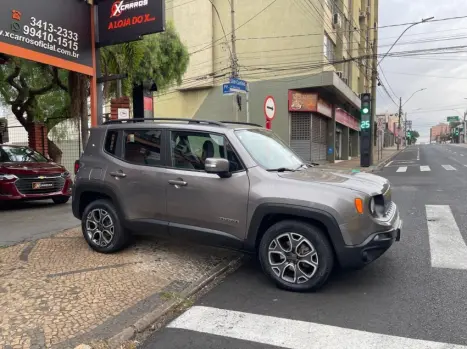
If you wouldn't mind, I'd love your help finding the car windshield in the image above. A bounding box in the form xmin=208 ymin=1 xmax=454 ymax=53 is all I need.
xmin=235 ymin=128 xmax=304 ymax=171
xmin=0 ymin=146 xmax=48 ymax=163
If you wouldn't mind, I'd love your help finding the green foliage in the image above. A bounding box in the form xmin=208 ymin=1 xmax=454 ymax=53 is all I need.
xmin=100 ymin=21 xmax=189 ymax=96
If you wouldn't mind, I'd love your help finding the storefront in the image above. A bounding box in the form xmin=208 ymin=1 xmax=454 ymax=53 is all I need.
xmin=288 ymin=90 xmax=333 ymax=162
xmin=335 ymin=108 xmax=360 ymax=160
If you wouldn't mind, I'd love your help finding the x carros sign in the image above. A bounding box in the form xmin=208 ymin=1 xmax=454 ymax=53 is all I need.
xmin=0 ymin=0 xmax=93 ymax=75
xmin=98 ymin=0 xmax=165 ymax=47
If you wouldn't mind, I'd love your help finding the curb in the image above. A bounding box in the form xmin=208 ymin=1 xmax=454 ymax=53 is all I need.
xmin=372 ymin=147 xmax=406 ymax=172
xmin=105 ymin=255 xmax=245 ymax=349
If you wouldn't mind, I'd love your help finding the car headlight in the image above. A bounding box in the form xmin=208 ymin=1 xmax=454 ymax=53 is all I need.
xmin=369 ymin=197 xmax=375 ymax=215
xmin=61 ymin=171 xmax=70 ymax=178
xmin=0 ymin=174 xmax=18 ymax=181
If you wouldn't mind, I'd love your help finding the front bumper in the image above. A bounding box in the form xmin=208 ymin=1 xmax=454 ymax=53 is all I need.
xmin=337 ymin=215 xmax=402 ymax=269
xmin=0 ymin=177 xmax=73 ymax=201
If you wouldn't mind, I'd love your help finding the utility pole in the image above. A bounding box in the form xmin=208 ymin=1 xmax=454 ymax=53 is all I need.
xmin=230 ymin=0 xmax=239 ymax=121
xmin=397 ymin=97 xmax=402 ymax=150
xmin=370 ymin=21 xmax=378 ymax=165
xmin=464 ymin=110 xmax=467 ymax=143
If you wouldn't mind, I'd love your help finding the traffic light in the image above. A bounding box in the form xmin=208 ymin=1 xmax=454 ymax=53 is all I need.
xmin=360 ymin=93 xmax=371 ymax=130
xmin=407 ymin=131 xmax=411 ymax=138
xmin=360 ymin=93 xmax=372 ymax=167
xmin=455 ymin=129 xmax=459 ymax=136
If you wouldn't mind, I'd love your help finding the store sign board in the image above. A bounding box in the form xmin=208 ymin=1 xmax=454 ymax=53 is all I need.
xmin=336 ymin=109 xmax=360 ymax=131
xmin=288 ymin=90 xmax=318 ymax=112
xmin=317 ymin=98 xmax=332 ymax=118
xmin=98 ymin=0 xmax=165 ymax=47
xmin=0 ymin=0 xmax=93 ymax=75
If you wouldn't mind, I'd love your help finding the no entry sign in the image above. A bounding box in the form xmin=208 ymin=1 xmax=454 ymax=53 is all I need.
xmin=264 ymin=96 xmax=276 ymax=121
xmin=0 ymin=0 xmax=93 ymax=75
xmin=264 ymin=96 xmax=276 ymax=130
xmin=98 ymin=0 xmax=165 ymax=47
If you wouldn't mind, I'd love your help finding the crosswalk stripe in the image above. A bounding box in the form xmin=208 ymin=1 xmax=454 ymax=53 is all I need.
xmin=442 ymin=165 xmax=456 ymax=171
xmin=426 ymin=205 xmax=467 ymax=270
xmin=420 ymin=166 xmax=431 ymax=172
xmin=168 ymin=306 xmax=467 ymax=349
xmin=396 ymin=166 xmax=407 ymax=172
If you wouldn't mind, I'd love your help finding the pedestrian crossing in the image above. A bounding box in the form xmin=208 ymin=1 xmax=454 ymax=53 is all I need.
xmin=390 ymin=164 xmax=465 ymax=173
xmin=154 ymin=204 xmax=467 ymax=349
xmin=167 ymin=306 xmax=467 ymax=349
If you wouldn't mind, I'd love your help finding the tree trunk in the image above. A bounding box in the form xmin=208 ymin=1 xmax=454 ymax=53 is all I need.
xmin=68 ymin=71 xmax=89 ymax=150
xmin=47 ymin=139 xmax=62 ymax=163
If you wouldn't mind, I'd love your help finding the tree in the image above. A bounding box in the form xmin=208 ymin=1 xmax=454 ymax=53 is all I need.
xmin=100 ymin=21 xmax=189 ymax=98
xmin=410 ymin=130 xmax=420 ymax=144
xmin=0 ymin=20 xmax=189 ymax=159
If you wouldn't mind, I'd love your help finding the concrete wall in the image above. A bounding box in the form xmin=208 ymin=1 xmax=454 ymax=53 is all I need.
xmin=154 ymin=0 xmax=377 ymax=118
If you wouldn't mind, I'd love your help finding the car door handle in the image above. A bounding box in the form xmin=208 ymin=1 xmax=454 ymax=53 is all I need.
xmin=168 ymin=180 xmax=187 ymax=187
xmin=110 ymin=171 xmax=127 ymax=178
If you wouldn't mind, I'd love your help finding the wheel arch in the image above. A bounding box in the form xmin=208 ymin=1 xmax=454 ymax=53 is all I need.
xmin=72 ymin=183 xmax=125 ymax=221
xmin=246 ymin=204 xmax=345 ymax=257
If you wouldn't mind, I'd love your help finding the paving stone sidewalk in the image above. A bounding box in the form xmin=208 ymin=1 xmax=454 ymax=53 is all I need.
xmin=0 ymin=228 xmax=240 ymax=349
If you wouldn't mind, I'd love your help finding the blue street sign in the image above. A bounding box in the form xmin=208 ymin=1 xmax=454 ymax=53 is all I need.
xmin=222 ymin=83 xmax=234 ymax=95
xmin=229 ymin=78 xmax=248 ymax=93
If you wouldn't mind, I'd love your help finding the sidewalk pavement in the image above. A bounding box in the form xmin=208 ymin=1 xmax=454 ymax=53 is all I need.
xmin=316 ymin=146 xmax=403 ymax=172
xmin=0 ymin=228 xmax=241 ymax=349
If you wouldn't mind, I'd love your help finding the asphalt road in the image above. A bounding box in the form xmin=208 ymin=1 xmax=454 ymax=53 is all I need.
xmin=142 ymin=144 xmax=467 ymax=349
xmin=0 ymin=200 xmax=79 ymax=246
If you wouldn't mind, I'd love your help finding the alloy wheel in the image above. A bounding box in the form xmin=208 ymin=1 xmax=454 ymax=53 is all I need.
xmin=86 ymin=209 xmax=115 ymax=247
xmin=268 ymin=232 xmax=319 ymax=284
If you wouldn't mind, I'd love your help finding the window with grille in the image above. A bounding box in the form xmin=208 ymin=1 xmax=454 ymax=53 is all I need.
xmin=291 ymin=113 xmax=311 ymax=141
xmin=323 ymin=34 xmax=336 ymax=62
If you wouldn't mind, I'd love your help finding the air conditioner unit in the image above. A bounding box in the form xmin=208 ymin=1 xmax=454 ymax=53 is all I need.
xmin=332 ymin=13 xmax=342 ymax=29
xmin=336 ymin=71 xmax=344 ymax=79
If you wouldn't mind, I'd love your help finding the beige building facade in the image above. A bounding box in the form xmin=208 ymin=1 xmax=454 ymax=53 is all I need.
xmin=154 ymin=0 xmax=378 ymax=163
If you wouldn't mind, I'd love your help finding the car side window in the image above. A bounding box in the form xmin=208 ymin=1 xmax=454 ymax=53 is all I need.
xmin=104 ymin=130 xmax=119 ymax=155
xmin=123 ymin=129 xmax=163 ymax=167
xmin=170 ymin=131 xmax=243 ymax=172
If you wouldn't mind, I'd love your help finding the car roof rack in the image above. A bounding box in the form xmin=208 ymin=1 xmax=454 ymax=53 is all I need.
xmin=219 ymin=121 xmax=262 ymax=127
xmin=102 ymin=118 xmax=224 ymax=126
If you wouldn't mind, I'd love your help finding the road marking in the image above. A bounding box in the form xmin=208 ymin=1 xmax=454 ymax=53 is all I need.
xmin=442 ymin=165 xmax=456 ymax=171
xmin=417 ymin=147 xmax=420 ymax=160
xmin=168 ymin=306 xmax=467 ymax=349
xmin=461 ymin=154 xmax=464 ymax=156
xmin=396 ymin=166 xmax=407 ymax=172
xmin=420 ymin=166 xmax=431 ymax=172
xmin=385 ymin=161 xmax=393 ymax=167
xmin=426 ymin=205 xmax=467 ymax=270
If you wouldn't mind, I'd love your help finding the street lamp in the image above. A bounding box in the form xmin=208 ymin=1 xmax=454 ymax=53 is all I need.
xmin=403 ymin=88 xmax=426 ymax=108
xmin=378 ymin=17 xmax=434 ymax=66
xmin=397 ymin=88 xmax=427 ymax=149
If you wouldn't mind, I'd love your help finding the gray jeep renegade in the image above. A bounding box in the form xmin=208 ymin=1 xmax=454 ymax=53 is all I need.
xmin=72 ymin=118 xmax=402 ymax=292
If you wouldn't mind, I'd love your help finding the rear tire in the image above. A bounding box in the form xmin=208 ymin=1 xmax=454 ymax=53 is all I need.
xmin=52 ymin=196 xmax=70 ymax=205
xmin=81 ymin=199 xmax=129 ymax=253
xmin=258 ymin=220 xmax=334 ymax=292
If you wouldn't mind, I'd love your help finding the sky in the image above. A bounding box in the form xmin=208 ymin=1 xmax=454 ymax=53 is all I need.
xmin=377 ymin=0 xmax=467 ymax=143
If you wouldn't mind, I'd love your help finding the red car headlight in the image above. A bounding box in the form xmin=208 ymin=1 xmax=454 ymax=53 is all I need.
xmin=0 ymin=174 xmax=18 ymax=181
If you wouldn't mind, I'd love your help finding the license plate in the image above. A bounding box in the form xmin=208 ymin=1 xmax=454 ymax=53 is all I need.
xmin=32 ymin=182 xmax=54 ymax=189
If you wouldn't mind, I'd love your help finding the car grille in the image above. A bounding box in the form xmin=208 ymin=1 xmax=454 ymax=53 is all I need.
xmin=14 ymin=175 xmax=65 ymax=195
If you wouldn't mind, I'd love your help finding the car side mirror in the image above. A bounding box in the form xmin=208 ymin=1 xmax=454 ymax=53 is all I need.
xmin=205 ymin=158 xmax=231 ymax=178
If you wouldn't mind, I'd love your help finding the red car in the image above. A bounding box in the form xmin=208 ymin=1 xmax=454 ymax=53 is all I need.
xmin=0 ymin=144 xmax=73 ymax=204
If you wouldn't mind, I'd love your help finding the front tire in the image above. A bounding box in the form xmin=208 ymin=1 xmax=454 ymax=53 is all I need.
xmin=81 ymin=199 xmax=129 ymax=253
xmin=52 ymin=196 xmax=70 ymax=205
xmin=258 ymin=220 xmax=334 ymax=292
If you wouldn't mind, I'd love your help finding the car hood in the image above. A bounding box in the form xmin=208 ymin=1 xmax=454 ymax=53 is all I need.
xmin=0 ymin=162 xmax=65 ymax=175
xmin=278 ymin=168 xmax=389 ymax=196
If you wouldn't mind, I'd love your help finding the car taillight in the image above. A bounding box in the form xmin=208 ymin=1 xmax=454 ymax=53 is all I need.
xmin=74 ymin=160 xmax=80 ymax=175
